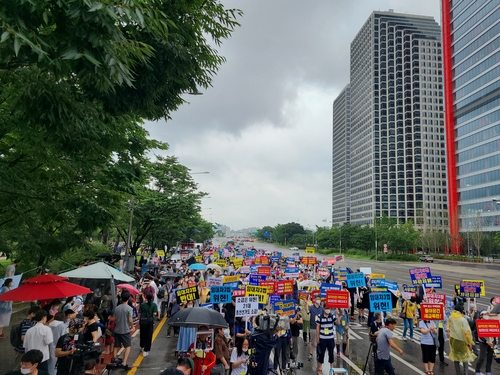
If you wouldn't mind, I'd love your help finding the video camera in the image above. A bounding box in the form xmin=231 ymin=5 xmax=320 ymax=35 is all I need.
xmin=105 ymin=358 xmax=123 ymax=372
xmin=254 ymin=312 xmax=289 ymax=338
xmin=74 ymin=341 xmax=101 ymax=362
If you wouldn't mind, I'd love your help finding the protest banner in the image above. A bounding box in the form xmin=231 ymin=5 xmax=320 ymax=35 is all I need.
xmin=320 ymin=283 xmax=341 ymax=298
xmin=235 ymin=296 xmax=259 ymax=317
xmin=259 ymin=280 xmax=276 ymax=294
xmin=420 ymin=303 xmax=444 ymax=320
xmin=246 ymin=285 xmax=268 ymax=304
xmin=370 ymin=287 xmax=388 ymax=293
xmin=359 ymin=267 xmax=372 ymax=276
xmin=232 ymin=259 xmax=243 ymax=268
xmin=334 ymin=269 xmax=348 ymax=282
xmin=246 ymin=250 xmax=255 ymax=258
xmin=305 ymin=247 xmax=316 ymax=254
xmin=276 ymin=280 xmax=294 ymax=295
xmin=223 ymin=275 xmax=240 ymax=284
xmin=369 ymin=292 xmax=392 ymax=312
xmin=210 ymin=286 xmax=232 ymax=304
xmin=232 ymin=289 xmax=246 ymax=297
xmin=334 ymin=254 xmax=345 ymax=262
xmin=249 ymin=274 xmax=266 ymax=286
xmin=215 ymin=260 xmax=226 ymax=267
xmin=425 ymin=276 xmax=442 ymax=289
xmin=195 ymin=255 xmax=203 ymax=263
xmin=370 ymin=274 xmax=386 ymax=280
xmin=317 ymin=267 xmax=330 ymax=277
xmin=379 ymin=280 xmax=398 ymax=291
xmin=187 ymin=282 xmax=197 ymax=288
xmin=273 ymin=300 xmax=296 ymax=317
xmin=301 ymin=256 xmax=317 ymax=265
xmin=298 ymin=291 xmax=309 ymax=301
xmin=369 ymin=279 xmax=384 ymax=286
xmin=325 ymin=290 xmax=349 ymax=308
xmin=409 ymin=267 xmax=432 ymax=285
xmin=212 ymin=252 xmax=220 ymax=259
xmin=475 ymin=320 xmax=500 ymax=338
xmin=403 ymin=286 xmax=417 ymax=293
xmin=346 ymin=272 xmax=366 ymax=288
xmin=176 ymin=286 xmax=199 ymax=304
xmin=426 ymin=293 xmax=446 ymax=305
xmin=269 ymin=294 xmax=281 ymax=306
xmin=462 ymin=279 xmax=486 ymax=296
xmin=459 ymin=281 xmax=482 ymax=298
xmin=257 ymin=266 xmax=271 ymax=276
xmin=311 ymin=289 xmax=320 ymax=300
xmin=156 ymin=250 xmax=165 ymax=257
xmin=284 ymin=267 xmax=300 ymax=278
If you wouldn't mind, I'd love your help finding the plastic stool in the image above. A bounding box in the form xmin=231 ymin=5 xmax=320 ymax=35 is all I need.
xmin=329 ymin=369 xmax=348 ymax=375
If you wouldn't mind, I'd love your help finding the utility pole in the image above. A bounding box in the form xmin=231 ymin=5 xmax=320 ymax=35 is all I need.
xmin=125 ymin=199 xmax=135 ymax=271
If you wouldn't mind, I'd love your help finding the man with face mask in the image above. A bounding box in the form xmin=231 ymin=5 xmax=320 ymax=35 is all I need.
xmin=23 ymin=310 xmax=53 ymax=373
xmin=5 ymin=349 xmax=47 ymax=375
xmin=308 ymin=297 xmax=323 ymax=361
xmin=54 ymin=319 xmax=86 ymax=375
xmin=315 ymin=305 xmax=338 ymax=374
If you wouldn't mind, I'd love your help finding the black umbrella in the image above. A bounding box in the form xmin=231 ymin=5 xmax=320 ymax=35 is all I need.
xmin=160 ymin=272 xmax=179 ymax=279
xmin=167 ymin=307 xmax=228 ymax=328
xmin=490 ymin=304 xmax=500 ymax=314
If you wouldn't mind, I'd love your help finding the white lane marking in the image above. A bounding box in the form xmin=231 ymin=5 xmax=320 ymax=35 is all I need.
xmin=390 ymin=352 xmax=427 ymax=375
xmin=339 ymin=354 xmax=363 ymax=374
xmin=347 ymin=330 xmax=363 ymax=340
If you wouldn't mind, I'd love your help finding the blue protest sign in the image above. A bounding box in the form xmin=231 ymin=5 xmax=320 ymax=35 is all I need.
xmin=425 ymin=276 xmax=442 ymax=289
xmin=271 ymin=256 xmax=280 ymax=263
xmin=459 ymin=281 xmax=481 ymax=298
xmin=320 ymin=283 xmax=341 ymax=298
xmin=334 ymin=269 xmax=348 ymax=282
xmin=284 ymin=267 xmax=300 ymax=278
xmin=250 ymin=265 xmax=259 ymax=274
xmin=409 ymin=267 xmax=432 ymax=285
xmin=445 ymin=296 xmax=455 ymax=310
xmin=379 ymin=280 xmax=398 ymax=291
xmin=346 ymin=272 xmax=366 ymax=288
xmin=273 ymin=300 xmax=296 ymax=317
xmin=369 ymin=292 xmax=392 ymax=312
xmin=369 ymin=279 xmax=385 ymax=286
xmin=246 ymin=250 xmax=255 ymax=257
xmin=286 ymin=257 xmax=296 ymax=263
xmin=269 ymin=294 xmax=281 ymax=306
xmin=210 ymin=286 xmax=232 ymax=303
xmin=223 ymin=282 xmax=240 ymax=290
xmin=249 ymin=274 xmax=267 ymax=286
xmin=201 ymin=303 xmax=213 ymax=309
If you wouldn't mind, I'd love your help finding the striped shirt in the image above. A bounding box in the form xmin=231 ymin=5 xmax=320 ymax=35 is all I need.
xmin=316 ymin=314 xmax=336 ymax=339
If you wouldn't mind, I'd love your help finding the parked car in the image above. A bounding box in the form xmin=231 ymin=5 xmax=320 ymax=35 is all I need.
xmin=419 ymin=255 xmax=434 ymax=262
xmin=289 ymin=246 xmax=299 ymax=251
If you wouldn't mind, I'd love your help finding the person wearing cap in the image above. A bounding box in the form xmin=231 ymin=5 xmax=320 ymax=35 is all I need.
xmin=54 ymin=319 xmax=85 ymax=375
xmin=474 ymin=310 xmax=494 ymax=375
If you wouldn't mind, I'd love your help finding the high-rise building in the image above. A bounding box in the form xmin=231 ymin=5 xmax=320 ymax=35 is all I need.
xmin=442 ymin=1 xmax=500 ymax=252
xmin=333 ymin=10 xmax=448 ymax=231
xmin=332 ymin=84 xmax=351 ymax=226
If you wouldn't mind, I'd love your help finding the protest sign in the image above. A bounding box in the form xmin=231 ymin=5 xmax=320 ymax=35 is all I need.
xmin=369 ymin=292 xmax=392 ymax=312
xmin=273 ymin=300 xmax=296 ymax=317
xmin=246 ymin=285 xmax=268 ymax=304
xmin=476 ymin=320 xmax=500 ymax=338
xmin=176 ymin=286 xmax=199 ymax=304
xmin=379 ymin=280 xmax=398 ymax=291
xmin=276 ymin=280 xmax=294 ymax=295
xmin=459 ymin=281 xmax=481 ymax=298
xmin=284 ymin=267 xmax=300 ymax=278
xmin=249 ymin=274 xmax=266 ymax=286
xmin=305 ymin=247 xmax=315 ymax=254
xmin=334 ymin=269 xmax=348 ymax=282
xmin=426 ymin=293 xmax=446 ymax=305
xmin=246 ymin=250 xmax=255 ymax=258
xmin=370 ymin=273 xmax=386 ymax=280
xmin=359 ymin=267 xmax=371 ymax=276
xmin=425 ymin=276 xmax=442 ymax=289
xmin=210 ymin=286 xmax=232 ymax=304
xmin=494 ymin=296 xmax=500 ymax=304
xmin=369 ymin=279 xmax=384 ymax=286
xmin=420 ymin=303 xmax=444 ymax=320
xmin=334 ymin=254 xmax=345 ymax=262
xmin=232 ymin=289 xmax=246 ymax=297
xmin=201 ymin=303 xmax=213 ymax=309
xmin=301 ymin=257 xmax=317 ymax=265
xmin=403 ymin=286 xmax=417 ymax=293
xmin=325 ymin=290 xmax=349 ymax=308
xmin=409 ymin=267 xmax=432 ymax=285
xmin=235 ymin=296 xmax=259 ymax=317
xmin=346 ymin=272 xmax=366 ymax=288
xmin=260 ymin=280 xmax=275 ymax=294
xmin=317 ymin=267 xmax=330 ymax=277
xmin=269 ymin=294 xmax=281 ymax=306
xmin=462 ymin=279 xmax=486 ymax=296
xmin=195 ymin=256 xmax=203 ymax=263
xmin=215 ymin=260 xmax=226 ymax=267
xmin=257 ymin=266 xmax=271 ymax=276
xmin=320 ymin=283 xmax=341 ymax=298
xmin=298 ymin=291 xmax=309 ymax=301
xmin=223 ymin=275 xmax=240 ymax=284
xmin=370 ymin=287 xmax=388 ymax=293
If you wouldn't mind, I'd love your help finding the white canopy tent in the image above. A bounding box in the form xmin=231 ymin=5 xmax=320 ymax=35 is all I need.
xmin=59 ymin=261 xmax=134 ymax=282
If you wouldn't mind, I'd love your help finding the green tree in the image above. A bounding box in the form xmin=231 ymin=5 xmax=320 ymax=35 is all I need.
xmin=272 ymin=222 xmax=305 ymax=245
xmin=257 ymin=226 xmax=274 ymax=241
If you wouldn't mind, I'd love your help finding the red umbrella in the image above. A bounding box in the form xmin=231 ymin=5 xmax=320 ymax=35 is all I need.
xmin=116 ymin=283 xmax=140 ymax=295
xmin=23 ymin=274 xmax=69 ymax=284
xmin=0 ymin=279 xmax=92 ymax=302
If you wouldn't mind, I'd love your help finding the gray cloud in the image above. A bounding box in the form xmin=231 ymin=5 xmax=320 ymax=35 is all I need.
xmin=145 ymin=0 xmax=441 ymax=229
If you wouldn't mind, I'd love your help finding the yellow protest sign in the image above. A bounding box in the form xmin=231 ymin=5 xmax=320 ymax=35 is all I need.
xmin=223 ymin=275 xmax=240 ymax=284
xmin=215 ymin=260 xmax=227 ymax=267
xmin=195 ymin=256 xmax=203 ymax=263
xmin=462 ymin=279 xmax=486 ymax=296
xmin=233 ymin=259 xmax=243 ymax=268
xmin=212 ymin=252 xmax=220 ymax=259
xmin=370 ymin=274 xmax=386 ymax=279
xmin=245 ymin=285 xmax=268 ymax=304
xmin=305 ymin=247 xmax=315 ymax=254
xmin=156 ymin=250 xmax=165 ymax=257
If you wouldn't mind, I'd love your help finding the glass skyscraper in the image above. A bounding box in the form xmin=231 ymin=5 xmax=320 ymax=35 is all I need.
xmin=333 ymin=10 xmax=448 ymax=232
xmin=442 ymin=0 xmax=500 ymax=252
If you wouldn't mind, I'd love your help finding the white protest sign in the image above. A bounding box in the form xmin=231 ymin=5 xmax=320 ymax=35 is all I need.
xmin=235 ymin=296 xmax=259 ymax=317
xmin=206 ymin=277 xmax=223 ymax=287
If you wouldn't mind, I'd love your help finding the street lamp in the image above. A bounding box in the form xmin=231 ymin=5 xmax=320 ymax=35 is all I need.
xmin=191 ymin=171 xmax=210 ymax=175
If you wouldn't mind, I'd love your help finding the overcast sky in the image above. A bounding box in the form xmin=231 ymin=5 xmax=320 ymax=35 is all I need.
xmin=145 ymin=0 xmax=441 ymax=231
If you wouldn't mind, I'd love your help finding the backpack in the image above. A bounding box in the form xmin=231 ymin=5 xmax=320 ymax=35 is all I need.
xmin=10 ymin=323 xmax=22 ymax=348
xmin=157 ymin=287 xmax=166 ymax=300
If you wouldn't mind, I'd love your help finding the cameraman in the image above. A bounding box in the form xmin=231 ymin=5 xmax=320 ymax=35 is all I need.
xmin=55 ymin=319 xmax=86 ymax=375
xmin=375 ymin=317 xmax=403 ymax=375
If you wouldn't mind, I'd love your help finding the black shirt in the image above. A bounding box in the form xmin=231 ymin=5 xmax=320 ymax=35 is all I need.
xmin=83 ymin=322 xmax=98 ymax=342
xmin=56 ymin=333 xmax=85 ymax=375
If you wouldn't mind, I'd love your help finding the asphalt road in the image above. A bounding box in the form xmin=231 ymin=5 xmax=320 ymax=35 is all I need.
xmin=209 ymin=238 xmax=500 ymax=375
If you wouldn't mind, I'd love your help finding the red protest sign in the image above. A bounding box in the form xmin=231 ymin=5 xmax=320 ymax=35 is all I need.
xmin=476 ymin=320 xmax=500 ymax=338
xmin=420 ymin=303 xmax=444 ymax=320
xmin=298 ymin=291 xmax=309 ymax=301
xmin=276 ymin=280 xmax=294 ymax=295
xmin=259 ymin=280 xmax=275 ymax=294
xmin=257 ymin=266 xmax=271 ymax=276
xmin=426 ymin=293 xmax=446 ymax=305
xmin=311 ymin=289 xmax=320 ymax=300
xmin=232 ymin=289 xmax=246 ymax=297
xmin=302 ymin=257 xmax=317 ymax=265
xmin=494 ymin=296 xmax=500 ymax=304
xmin=325 ymin=290 xmax=349 ymax=308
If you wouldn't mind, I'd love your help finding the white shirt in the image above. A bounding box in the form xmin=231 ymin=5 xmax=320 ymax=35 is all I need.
xmin=23 ymin=322 xmax=54 ymax=362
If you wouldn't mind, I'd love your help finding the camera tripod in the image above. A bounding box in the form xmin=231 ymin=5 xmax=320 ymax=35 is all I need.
xmin=362 ymin=341 xmax=376 ymax=375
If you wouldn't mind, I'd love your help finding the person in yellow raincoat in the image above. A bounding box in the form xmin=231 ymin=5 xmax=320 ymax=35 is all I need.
xmin=446 ymin=305 xmax=476 ymax=375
